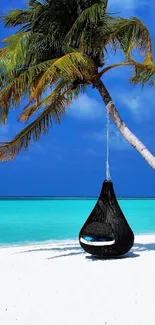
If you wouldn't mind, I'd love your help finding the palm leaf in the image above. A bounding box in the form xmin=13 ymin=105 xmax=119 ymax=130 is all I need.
xmin=19 ymin=77 xmax=88 ymax=122
xmin=2 ymin=1 xmax=45 ymax=32
xmin=32 ymin=52 xmax=93 ymax=101
xmin=2 ymin=9 xmax=31 ymax=28
xmin=0 ymin=51 xmax=91 ymax=124
xmin=0 ymin=94 xmax=71 ymax=161
xmin=65 ymin=1 xmax=108 ymax=47
xmin=99 ymin=61 xmax=131 ymax=77
xmin=1 ymin=32 xmax=32 ymax=68
xmin=105 ymin=17 xmax=153 ymax=61
xmin=65 ymin=0 xmax=108 ymax=54
xmin=0 ymin=59 xmax=54 ymax=124
xmin=19 ymin=102 xmax=39 ymax=123
xmin=129 ymin=60 xmax=155 ymax=86
xmin=19 ymin=79 xmax=74 ymax=122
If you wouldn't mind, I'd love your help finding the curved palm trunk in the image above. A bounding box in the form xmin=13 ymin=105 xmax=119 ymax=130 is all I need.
xmin=94 ymin=79 xmax=155 ymax=170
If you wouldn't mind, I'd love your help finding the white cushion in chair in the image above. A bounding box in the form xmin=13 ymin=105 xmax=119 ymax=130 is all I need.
xmin=80 ymin=237 xmax=115 ymax=246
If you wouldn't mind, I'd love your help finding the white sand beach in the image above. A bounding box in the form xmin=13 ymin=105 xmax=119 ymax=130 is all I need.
xmin=0 ymin=234 xmax=155 ymax=325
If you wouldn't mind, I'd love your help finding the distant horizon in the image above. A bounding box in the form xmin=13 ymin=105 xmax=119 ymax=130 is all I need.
xmin=0 ymin=196 xmax=155 ymax=200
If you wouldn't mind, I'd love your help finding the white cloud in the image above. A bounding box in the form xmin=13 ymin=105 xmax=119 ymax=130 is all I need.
xmin=120 ymin=95 xmax=141 ymax=119
xmin=68 ymin=94 xmax=104 ymax=120
xmin=91 ymin=124 xmax=131 ymax=151
xmin=108 ymin=0 xmax=148 ymax=15
xmin=117 ymin=88 xmax=155 ymax=122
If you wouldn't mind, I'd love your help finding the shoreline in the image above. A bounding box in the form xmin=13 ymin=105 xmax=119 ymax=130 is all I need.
xmin=0 ymin=232 xmax=155 ymax=249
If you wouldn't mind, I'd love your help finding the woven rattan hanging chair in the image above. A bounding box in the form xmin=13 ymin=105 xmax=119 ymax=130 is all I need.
xmin=79 ymin=180 xmax=134 ymax=258
xmin=79 ymin=107 xmax=134 ymax=258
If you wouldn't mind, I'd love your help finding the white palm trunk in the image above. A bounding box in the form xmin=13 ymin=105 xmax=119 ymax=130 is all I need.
xmin=95 ymin=79 xmax=155 ymax=170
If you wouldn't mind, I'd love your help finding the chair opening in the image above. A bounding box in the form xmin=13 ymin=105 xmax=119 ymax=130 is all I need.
xmin=80 ymin=236 xmax=115 ymax=246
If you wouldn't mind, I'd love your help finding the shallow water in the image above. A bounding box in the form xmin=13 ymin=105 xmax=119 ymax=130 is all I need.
xmin=0 ymin=198 xmax=155 ymax=245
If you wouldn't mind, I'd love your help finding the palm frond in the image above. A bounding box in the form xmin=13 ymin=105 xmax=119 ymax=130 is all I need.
xmin=106 ymin=17 xmax=153 ymax=61
xmin=0 ymin=59 xmax=54 ymax=124
xmin=2 ymin=0 xmax=45 ymax=31
xmin=99 ymin=61 xmax=131 ymax=77
xmin=0 ymin=94 xmax=71 ymax=161
xmin=19 ymin=79 xmax=73 ymax=122
xmin=65 ymin=1 xmax=108 ymax=47
xmin=0 ymin=51 xmax=91 ymax=124
xmin=19 ymin=103 xmax=39 ymax=123
xmin=2 ymin=9 xmax=31 ymax=28
xmin=1 ymin=32 xmax=32 ymax=68
xmin=129 ymin=60 xmax=155 ymax=86
xmin=19 ymin=77 xmax=88 ymax=122
xmin=32 ymin=52 xmax=93 ymax=101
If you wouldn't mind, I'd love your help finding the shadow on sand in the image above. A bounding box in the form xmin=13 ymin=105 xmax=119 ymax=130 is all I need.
xmin=17 ymin=240 xmax=155 ymax=261
xmin=132 ymin=242 xmax=155 ymax=252
xmin=86 ymin=242 xmax=155 ymax=261
xmin=85 ymin=250 xmax=139 ymax=262
xmin=21 ymin=246 xmax=82 ymax=254
xmin=18 ymin=245 xmax=84 ymax=259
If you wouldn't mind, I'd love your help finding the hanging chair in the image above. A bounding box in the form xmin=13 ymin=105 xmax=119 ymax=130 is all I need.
xmin=79 ymin=179 xmax=134 ymax=258
xmin=79 ymin=104 xmax=134 ymax=258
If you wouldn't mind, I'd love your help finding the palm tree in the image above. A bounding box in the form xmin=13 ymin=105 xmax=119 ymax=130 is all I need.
xmin=0 ymin=0 xmax=155 ymax=168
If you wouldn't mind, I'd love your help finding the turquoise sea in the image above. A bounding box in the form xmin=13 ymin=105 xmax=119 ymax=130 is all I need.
xmin=0 ymin=198 xmax=155 ymax=246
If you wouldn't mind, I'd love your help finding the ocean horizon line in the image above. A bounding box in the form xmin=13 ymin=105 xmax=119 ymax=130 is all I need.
xmin=0 ymin=196 xmax=155 ymax=200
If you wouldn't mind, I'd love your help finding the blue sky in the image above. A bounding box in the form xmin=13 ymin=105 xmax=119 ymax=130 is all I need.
xmin=0 ymin=0 xmax=155 ymax=197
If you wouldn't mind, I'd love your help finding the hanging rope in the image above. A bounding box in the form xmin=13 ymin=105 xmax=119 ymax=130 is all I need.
xmin=106 ymin=103 xmax=111 ymax=181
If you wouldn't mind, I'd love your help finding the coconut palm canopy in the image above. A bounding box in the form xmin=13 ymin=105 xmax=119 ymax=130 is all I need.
xmin=0 ymin=0 xmax=155 ymax=165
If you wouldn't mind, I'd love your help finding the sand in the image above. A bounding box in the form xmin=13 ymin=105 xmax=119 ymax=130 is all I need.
xmin=0 ymin=234 xmax=155 ymax=325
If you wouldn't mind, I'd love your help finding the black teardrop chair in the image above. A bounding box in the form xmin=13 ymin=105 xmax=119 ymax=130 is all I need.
xmin=79 ymin=180 xmax=134 ymax=258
